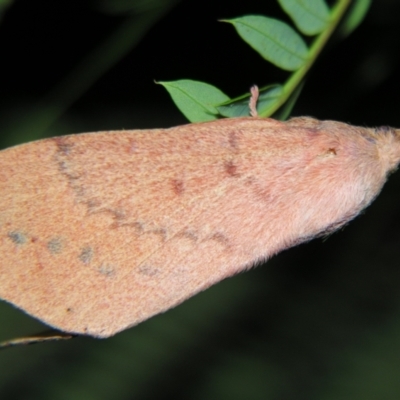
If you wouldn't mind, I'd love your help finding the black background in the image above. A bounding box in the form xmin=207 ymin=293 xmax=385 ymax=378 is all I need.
xmin=1 ymin=1 xmax=400 ymax=399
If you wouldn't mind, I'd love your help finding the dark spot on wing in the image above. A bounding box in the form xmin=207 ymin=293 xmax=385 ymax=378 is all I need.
xmin=228 ymin=131 xmax=239 ymax=150
xmin=117 ymin=221 xmax=144 ymax=234
xmin=54 ymin=137 xmax=74 ymax=155
xmin=113 ymin=221 xmax=166 ymax=240
xmin=88 ymin=206 xmax=126 ymax=221
xmin=137 ymin=264 xmax=160 ymax=276
xmin=98 ymin=264 xmax=116 ymax=277
xmin=207 ymin=232 xmax=230 ymax=248
xmin=53 ymin=136 xmax=86 ymax=198
xmin=47 ymin=238 xmax=63 ymax=254
xmin=86 ymin=199 xmax=101 ymax=209
xmin=176 ymin=230 xmax=198 ymax=242
xmin=224 ymin=160 xmax=240 ymax=177
xmin=79 ymin=246 xmax=93 ymax=264
xmin=143 ymin=228 xmax=167 ymax=241
xmin=132 ymin=222 xmax=144 ymax=234
xmin=171 ymin=179 xmax=185 ymax=195
xmin=8 ymin=231 xmax=27 ymax=245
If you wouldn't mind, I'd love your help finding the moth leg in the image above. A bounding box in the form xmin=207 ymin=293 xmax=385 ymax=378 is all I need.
xmin=249 ymin=85 xmax=259 ymax=117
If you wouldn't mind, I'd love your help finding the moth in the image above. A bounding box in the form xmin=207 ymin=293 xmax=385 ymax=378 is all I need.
xmin=0 ymin=107 xmax=399 ymax=337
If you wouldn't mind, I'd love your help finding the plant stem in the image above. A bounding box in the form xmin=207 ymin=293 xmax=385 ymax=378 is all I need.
xmin=260 ymin=0 xmax=352 ymax=117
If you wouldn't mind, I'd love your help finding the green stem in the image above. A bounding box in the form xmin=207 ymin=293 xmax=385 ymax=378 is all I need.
xmin=259 ymin=0 xmax=352 ymax=117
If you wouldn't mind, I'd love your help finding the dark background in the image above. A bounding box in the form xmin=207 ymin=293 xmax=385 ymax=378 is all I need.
xmin=1 ymin=0 xmax=400 ymax=399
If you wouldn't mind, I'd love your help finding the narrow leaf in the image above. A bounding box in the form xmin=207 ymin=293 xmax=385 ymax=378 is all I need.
xmin=158 ymin=80 xmax=230 ymax=122
xmin=257 ymin=85 xmax=285 ymax=116
xmin=271 ymin=81 xmax=304 ymax=120
xmin=278 ymin=0 xmax=330 ymax=36
xmin=223 ymin=15 xmax=309 ymax=71
xmin=339 ymin=0 xmax=372 ymax=37
xmin=217 ymin=85 xmax=284 ymax=118
xmin=216 ymin=98 xmax=252 ymax=118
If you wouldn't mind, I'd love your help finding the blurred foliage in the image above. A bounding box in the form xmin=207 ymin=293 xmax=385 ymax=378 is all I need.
xmin=0 ymin=0 xmax=12 ymax=22
xmin=1 ymin=0 xmax=400 ymax=399
xmin=339 ymin=0 xmax=372 ymax=36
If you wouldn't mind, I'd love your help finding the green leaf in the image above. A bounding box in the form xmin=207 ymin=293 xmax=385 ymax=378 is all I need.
xmin=223 ymin=15 xmax=309 ymax=71
xmin=158 ymin=80 xmax=230 ymax=122
xmin=217 ymin=85 xmax=284 ymax=118
xmin=256 ymin=85 xmax=285 ymax=116
xmin=339 ymin=0 xmax=372 ymax=37
xmin=278 ymin=0 xmax=330 ymax=36
xmin=271 ymin=81 xmax=304 ymax=120
xmin=216 ymin=97 xmax=252 ymax=118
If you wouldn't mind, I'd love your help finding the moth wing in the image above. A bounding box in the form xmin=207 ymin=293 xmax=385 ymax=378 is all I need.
xmin=0 ymin=118 xmax=288 ymax=336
